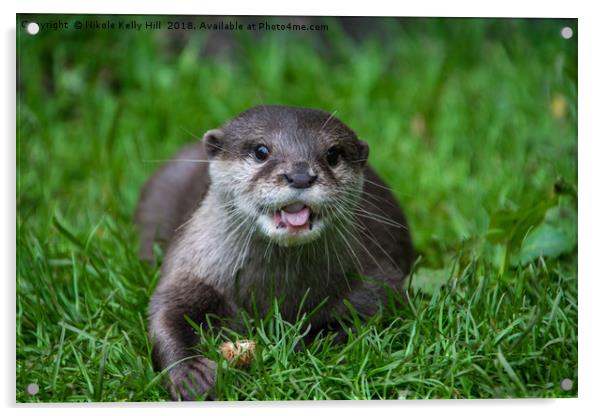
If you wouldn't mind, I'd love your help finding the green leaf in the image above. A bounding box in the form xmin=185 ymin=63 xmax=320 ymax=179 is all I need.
xmin=487 ymin=197 xmax=557 ymax=274
xmin=518 ymin=225 xmax=573 ymax=264
xmin=516 ymin=205 xmax=577 ymax=265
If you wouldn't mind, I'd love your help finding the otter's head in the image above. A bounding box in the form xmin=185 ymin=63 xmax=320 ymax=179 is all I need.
xmin=203 ymin=105 xmax=369 ymax=247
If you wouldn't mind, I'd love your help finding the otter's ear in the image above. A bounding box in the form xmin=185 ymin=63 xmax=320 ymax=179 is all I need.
xmin=356 ymin=140 xmax=370 ymax=166
xmin=203 ymin=129 xmax=225 ymax=158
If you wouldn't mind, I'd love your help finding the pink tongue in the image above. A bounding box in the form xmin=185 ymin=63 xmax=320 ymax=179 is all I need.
xmin=282 ymin=207 xmax=310 ymax=227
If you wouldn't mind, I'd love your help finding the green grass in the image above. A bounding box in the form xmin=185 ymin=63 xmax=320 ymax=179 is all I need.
xmin=16 ymin=16 xmax=577 ymax=401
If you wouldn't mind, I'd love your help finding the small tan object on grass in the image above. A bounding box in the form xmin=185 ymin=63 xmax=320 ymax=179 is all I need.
xmin=220 ymin=340 xmax=256 ymax=368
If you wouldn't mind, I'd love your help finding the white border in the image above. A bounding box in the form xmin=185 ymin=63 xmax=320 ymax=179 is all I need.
xmin=5 ymin=0 xmax=582 ymax=17
xmin=4 ymin=1 xmax=600 ymax=416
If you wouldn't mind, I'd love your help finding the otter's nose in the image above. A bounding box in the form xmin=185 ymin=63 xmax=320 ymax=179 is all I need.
xmin=283 ymin=167 xmax=318 ymax=189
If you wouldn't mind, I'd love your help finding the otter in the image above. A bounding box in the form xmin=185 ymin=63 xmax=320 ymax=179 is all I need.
xmin=135 ymin=105 xmax=414 ymax=400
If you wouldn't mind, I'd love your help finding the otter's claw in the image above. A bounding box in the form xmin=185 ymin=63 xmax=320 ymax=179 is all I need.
xmin=167 ymin=357 xmax=217 ymax=401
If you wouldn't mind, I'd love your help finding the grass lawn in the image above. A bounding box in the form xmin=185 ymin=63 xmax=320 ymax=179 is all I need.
xmin=16 ymin=16 xmax=577 ymax=401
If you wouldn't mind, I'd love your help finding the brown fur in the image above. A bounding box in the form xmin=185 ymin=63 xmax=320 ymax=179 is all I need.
xmin=134 ymin=143 xmax=210 ymax=261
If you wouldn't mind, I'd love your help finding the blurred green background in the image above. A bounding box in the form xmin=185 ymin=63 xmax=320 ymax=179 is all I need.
xmin=17 ymin=16 xmax=577 ymax=401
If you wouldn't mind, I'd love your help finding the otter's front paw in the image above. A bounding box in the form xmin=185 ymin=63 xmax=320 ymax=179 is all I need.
xmin=167 ymin=357 xmax=217 ymax=401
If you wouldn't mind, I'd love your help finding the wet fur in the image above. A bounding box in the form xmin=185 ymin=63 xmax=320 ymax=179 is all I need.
xmin=136 ymin=106 xmax=414 ymax=400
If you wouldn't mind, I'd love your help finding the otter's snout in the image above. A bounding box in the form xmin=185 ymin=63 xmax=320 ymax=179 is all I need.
xmin=282 ymin=162 xmax=318 ymax=189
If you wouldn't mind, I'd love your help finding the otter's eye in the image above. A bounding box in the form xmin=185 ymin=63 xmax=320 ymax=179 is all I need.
xmin=254 ymin=144 xmax=270 ymax=162
xmin=326 ymin=146 xmax=341 ymax=167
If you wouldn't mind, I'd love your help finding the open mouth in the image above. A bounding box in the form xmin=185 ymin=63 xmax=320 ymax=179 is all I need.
xmin=273 ymin=202 xmax=314 ymax=233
